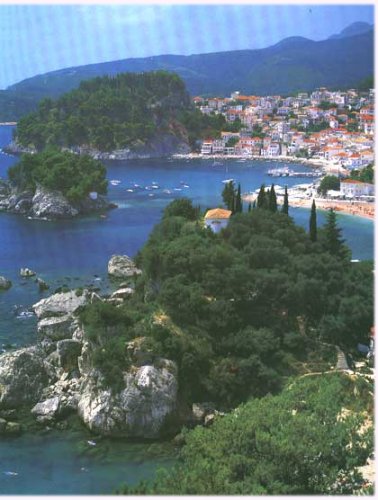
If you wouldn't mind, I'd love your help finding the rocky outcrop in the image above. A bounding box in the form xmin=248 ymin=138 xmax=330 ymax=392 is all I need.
xmin=108 ymin=255 xmax=142 ymax=279
xmin=0 ymin=180 xmax=114 ymax=220
xmin=37 ymin=314 xmax=76 ymax=340
xmin=33 ymin=289 xmax=90 ymax=319
xmin=20 ymin=267 xmax=36 ymax=277
xmin=0 ymin=283 xmax=180 ymax=438
xmin=0 ymin=276 xmax=12 ymax=290
xmin=78 ymin=360 xmax=178 ymax=437
xmin=0 ymin=347 xmax=49 ymax=409
xmin=31 ymin=185 xmax=79 ymax=218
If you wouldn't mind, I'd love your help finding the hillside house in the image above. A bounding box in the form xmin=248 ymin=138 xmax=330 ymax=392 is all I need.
xmin=204 ymin=208 xmax=232 ymax=233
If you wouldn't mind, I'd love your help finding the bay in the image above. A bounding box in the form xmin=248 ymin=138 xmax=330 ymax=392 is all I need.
xmin=0 ymin=124 xmax=374 ymax=494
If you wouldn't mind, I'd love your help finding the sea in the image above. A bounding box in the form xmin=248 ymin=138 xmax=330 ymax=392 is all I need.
xmin=0 ymin=125 xmax=374 ymax=494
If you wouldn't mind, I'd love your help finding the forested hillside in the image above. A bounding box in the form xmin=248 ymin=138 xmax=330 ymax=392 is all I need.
xmin=79 ymin=198 xmax=373 ymax=406
xmin=15 ymin=71 xmax=192 ymax=152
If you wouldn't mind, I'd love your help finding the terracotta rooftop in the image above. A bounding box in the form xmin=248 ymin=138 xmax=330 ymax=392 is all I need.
xmin=205 ymin=208 xmax=232 ymax=220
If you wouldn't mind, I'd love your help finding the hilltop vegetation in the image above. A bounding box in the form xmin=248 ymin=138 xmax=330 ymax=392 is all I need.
xmin=15 ymin=71 xmax=192 ymax=152
xmin=8 ymin=148 xmax=107 ymax=202
xmin=80 ymin=198 xmax=373 ymax=405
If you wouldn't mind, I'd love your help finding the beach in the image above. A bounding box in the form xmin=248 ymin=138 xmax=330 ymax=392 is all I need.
xmin=243 ymin=192 xmax=375 ymax=220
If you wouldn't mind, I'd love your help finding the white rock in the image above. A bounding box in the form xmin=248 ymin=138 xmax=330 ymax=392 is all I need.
xmin=33 ymin=290 xmax=89 ymax=319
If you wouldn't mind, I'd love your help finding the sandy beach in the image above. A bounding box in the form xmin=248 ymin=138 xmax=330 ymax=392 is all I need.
xmin=243 ymin=193 xmax=375 ymax=220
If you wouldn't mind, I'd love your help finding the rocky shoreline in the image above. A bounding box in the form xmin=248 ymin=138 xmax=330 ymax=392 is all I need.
xmin=4 ymin=132 xmax=191 ymax=161
xmin=0 ymin=179 xmax=115 ymax=220
xmin=0 ymin=255 xmax=216 ymax=440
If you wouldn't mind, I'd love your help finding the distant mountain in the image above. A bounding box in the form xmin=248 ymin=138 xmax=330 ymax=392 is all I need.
xmin=0 ymin=23 xmax=374 ymax=121
xmin=328 ymin=22 xmax=373 ymax=39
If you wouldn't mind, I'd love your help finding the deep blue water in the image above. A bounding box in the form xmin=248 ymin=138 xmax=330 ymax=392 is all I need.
xmin=0 ymin=125 xmax=374 ymax=494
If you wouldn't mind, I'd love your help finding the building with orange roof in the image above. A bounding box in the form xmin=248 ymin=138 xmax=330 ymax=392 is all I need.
xmin=204 ymin=208 xmax=232 ymax=233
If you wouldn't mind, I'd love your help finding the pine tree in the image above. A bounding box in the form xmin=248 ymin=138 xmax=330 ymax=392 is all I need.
xmin=309 ymin=199 xmax=317 ymax=242
xmin=257 ymin=184 xmax=266 ymax=209
xmin=269 ymin=184 xmax=277 ymax=212
xmin=282 ymin=185 xmax=289 ymax=215
xmin=322 ymin=209 xmax=349 ymax=259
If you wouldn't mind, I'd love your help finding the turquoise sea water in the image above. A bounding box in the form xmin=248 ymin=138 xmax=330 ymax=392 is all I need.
xmin=0 ymin=125 xmax=374 ymax=494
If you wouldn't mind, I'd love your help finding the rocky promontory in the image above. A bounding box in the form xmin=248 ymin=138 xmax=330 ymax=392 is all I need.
xmin=0 ymin=180 xmax=114 ymax=219
xmin=0 ymin=256 xmax=181 ymax=438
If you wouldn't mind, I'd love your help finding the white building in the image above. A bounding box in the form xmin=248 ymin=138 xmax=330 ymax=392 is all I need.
xmin=340 ymin=179 xmax=374 ymax=198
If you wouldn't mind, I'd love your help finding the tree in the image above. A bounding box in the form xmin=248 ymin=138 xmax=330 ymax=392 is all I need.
xmin=248 ymin=202 xmax=252 ymax=212
xmin=163 ymin=198 xmax=198 ymax=220
xmin=318 ymin=175 xmax=340 ymax=196
xmin=282 ymin=185 xmax=289 ymax=215
xmin=321 ymin=209 xmax=349 ymax=260
xmin=256 ymin=184 xmax=266 ymax=209
xmin=309 ymin=199 xmax=317 ymax=242
xmin=268 ymin=184 xmax=277 ymax=212
xmin=222 ymin=181 xmax=235 ymax=212
xmin=234 ymin=183 xmax=243 ymax=213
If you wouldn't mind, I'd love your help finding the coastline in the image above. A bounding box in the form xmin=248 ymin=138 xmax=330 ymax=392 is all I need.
xmin=243 ymin=192 xmax=374 ymax=221
xmin=172 ymin=152 xmax=338 ymax=170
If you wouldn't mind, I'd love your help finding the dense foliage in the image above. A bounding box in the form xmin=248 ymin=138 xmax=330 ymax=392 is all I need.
xmin=318 ymin=175 xmax=340 ymax=195
xmin=8 ymin=148 xmax=107 ymax=202
xmin=350 ymin=163 xmax=374 ymax=184
xmin=80 ymin=197 xmax=372 ymax=405
xmin=118 ymin=373 xmax=373 ymax=495
xmin=15 ymin=71 xmax=192 ymax=152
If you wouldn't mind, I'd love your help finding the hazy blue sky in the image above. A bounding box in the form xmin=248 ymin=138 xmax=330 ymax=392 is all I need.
xmin=0 ymin=4 xmax=374 ymax=89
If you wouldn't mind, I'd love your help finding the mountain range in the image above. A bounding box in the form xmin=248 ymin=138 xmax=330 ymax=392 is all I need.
xmin=0 ymin=22 xmax=373 ymax=121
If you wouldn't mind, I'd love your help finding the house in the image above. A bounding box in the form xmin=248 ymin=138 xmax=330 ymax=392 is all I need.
xmin=340 ymin=179 xmax=374 ymax=198
xmin=204 ymin=208 xmax=232 ymax=233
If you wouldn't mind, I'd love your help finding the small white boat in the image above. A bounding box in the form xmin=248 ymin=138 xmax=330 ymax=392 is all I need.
xmin=126 ymin=189 xmax=134 ymax=193
xmin=163 ymin=189 xmax=172 ymax=194
xmin=174 ymin=188 xmax=182 ymax=191
xmin=87 ymin=440 xmax=96 ymax=446
xmin=110 ymin=180 xmax=121 ymax=186
xmin=151 ymin=185 xmax=159 ymax=189
xmin=182 ymin=184 xmax=190 ymax=188
xmin=3 ymin=471 xmax=18 ymax=476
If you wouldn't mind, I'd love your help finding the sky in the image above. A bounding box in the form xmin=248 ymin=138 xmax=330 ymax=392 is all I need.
xmin=0 ymin=3 xmax=374 ymax=89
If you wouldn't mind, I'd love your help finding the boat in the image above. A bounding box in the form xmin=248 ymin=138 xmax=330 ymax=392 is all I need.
xmin=126 ymin=189 xmax=134 ymax=192
xmin=87 ymin=440 xmax=96 ymax=446
xmin=3 ymin=471 xmax=19 ymax=476
xmin=163 ymin=189 xmax=172 ymax=194
xmin=110 ymin=180 xmax=121 ymax=186
xmin=174 ymin=188 xmax=182 ymax=191
xmin=236 ymin=158 xmax=247 ymax=162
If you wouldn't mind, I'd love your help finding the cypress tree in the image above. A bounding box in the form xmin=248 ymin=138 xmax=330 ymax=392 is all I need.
xmin=257 ymin=184 xmax=266 ymax=209
xmin=235 ymin=183 xmax=243 ymax=213
xmin=269 ymin=184 xmax=277 ymax=212
xmin=282 ymin=185 xmax=289 ymax=215
xmin=222 ymin=181 xmax=235 ymax=211
xmin=248 ymin=202 xmax=252 ymax=212
xmin=309 ymin=199 xmax=317 ymax=242
xmin=252 ymin=200 xmax=256 ymax=209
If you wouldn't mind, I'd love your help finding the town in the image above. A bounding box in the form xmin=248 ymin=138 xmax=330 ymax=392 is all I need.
xmin=192 ymin=87 xmax=374 ymax=169
xmin=184 ymin=87 xmax=375 ymax=218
